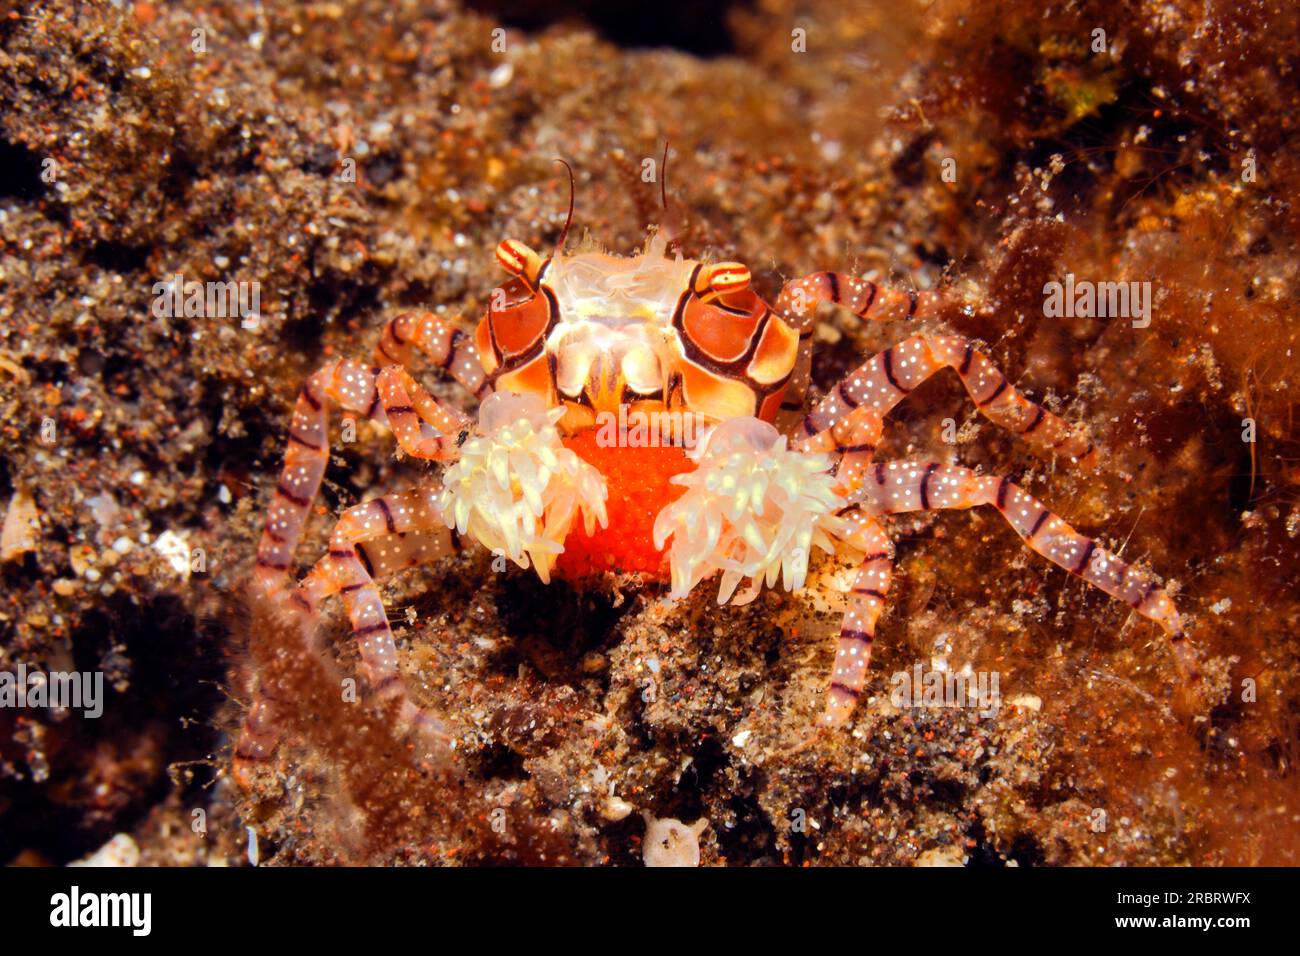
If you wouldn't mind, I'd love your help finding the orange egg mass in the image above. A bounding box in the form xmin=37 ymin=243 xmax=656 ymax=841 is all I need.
xmin=554 ymin=430 xmax=696 ymax=581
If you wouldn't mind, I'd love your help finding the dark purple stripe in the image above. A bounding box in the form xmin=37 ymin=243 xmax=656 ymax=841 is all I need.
xmin=1021 ymin=406 xmax=1046 ymax=434
xmin=919 ymin=462 xmax=938 ymax=509
xmin=375 ymin=497 xmax=396 ymax=534
xmin=979 ymin=377 xmax=1008 ymax=406
xmin=288 ymin=430 xmax=323 ymax=451
xmin=275 ymin=483 xmax=311 ymax=507
xmin=959 ymin=343 xmax=974 ymax=376
xmin=882 ymin=349 xmax=907 ymax=394
xmin=1073 ymin=540 xmax=1096 ymax=575
xmin=858 ymin=282 xmax=877 ymax=316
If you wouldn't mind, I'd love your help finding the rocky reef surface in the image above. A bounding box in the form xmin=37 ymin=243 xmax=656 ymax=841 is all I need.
xmin=0 ymin=0 xmax=1297 ymax=865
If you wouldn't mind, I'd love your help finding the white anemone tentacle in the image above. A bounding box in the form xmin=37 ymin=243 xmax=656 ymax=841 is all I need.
xmin=652 ymin=417 xmax=847 ymax=605
xmin=438 ymin=392 xmax=608 ymax=583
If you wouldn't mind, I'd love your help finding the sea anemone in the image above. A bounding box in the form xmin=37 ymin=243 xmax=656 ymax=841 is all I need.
xmin=652 ymin=417 xmax=845 ymax=604
xmin=439 ymin=392 xmax=608 ymax=582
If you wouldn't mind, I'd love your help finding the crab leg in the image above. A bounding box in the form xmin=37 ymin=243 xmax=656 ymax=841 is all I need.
xmin=255 ymin=359 xmax=389 ymax=591
xmin=256 ymin=317 xmax=479 ymax=591
xmin=787 ymin=407 xmax=900 ymax=724
xmin=774 ymin=273 xmax=940 ymax=426
xmin=234 ymin=489 xmax=462 ymax=782
xmin=822 ymin=508 xmax=895 ymax=725
xmin=855 ymin=459 xmax=1196 ymax=672
xmin=318 ymin=489 xmax=460 ymax=746
xmin=231 ymin=686 xmax=284 ymax=784
xmin=805 ymin=334 xmax=1098 ymax=467
xmin=375 ymin=366 xmax=472 ymax=460
xmin=794 ymin=404 xmax=886 ymax=498
xmin=374 ymin=310 xmax=487 ymax=397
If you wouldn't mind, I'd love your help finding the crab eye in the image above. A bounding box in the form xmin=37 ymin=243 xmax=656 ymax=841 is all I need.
xmin=696 ymin=262 xmax=752 ymax=296
xmin=495 ymin=239 xmax=545 ymax=286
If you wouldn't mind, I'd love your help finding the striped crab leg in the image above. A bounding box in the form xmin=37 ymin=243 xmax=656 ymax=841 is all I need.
xmin=793 ymin=404 xmax=886 ymax=499
xmin=373 ymin=310 xmax=487 ymax=398
xmin=805 ymin=334 xmax=1099 ymax=467
xmin=256 ymin=316 xmax=481 ymax=591
xmin=854 ymin=460 xmax=1197 ymax=675
xmin=255 ymin=359 xmax=389 ymax=592
xmin=822 ymin=508 xmax=895 ymax=725
xmin=231 ymin=683 xmax=285 ymax=786
xmin=322 ymin=489 xmax=461 ymax=746
xmin=375 ymin=366 xmax=472 ymax=460
xmin=790 ymin=406 xmax=896 ymax=723
xmin=234 ymin=489 xmax=463 ymax=783
xmin=773 ymin=273 xmax=941 ymax=427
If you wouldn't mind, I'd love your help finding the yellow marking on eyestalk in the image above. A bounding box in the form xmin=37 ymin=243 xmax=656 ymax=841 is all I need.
xmin=698 ymin=262 xmax=751 ymax=295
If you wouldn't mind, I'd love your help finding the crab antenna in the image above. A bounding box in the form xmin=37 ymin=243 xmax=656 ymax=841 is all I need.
xmin=554 ymin=158 xmax=575 ymax=253
xmin=661 ymin=139 xmax=670 ymax=213
xmin=660 ymin=139 xmax=683 ymax=255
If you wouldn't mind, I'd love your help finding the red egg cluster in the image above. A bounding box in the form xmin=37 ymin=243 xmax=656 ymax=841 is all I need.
xmin=553 ymin=431 xmax=695 ymax=580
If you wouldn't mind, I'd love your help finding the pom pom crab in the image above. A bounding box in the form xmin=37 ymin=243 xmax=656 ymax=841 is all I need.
xmin=236 ymin=223 xmax=1199 ymax=777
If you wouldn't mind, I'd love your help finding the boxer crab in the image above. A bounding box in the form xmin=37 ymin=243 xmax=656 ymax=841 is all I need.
xmin=235 ymin=227 xmax=1198 ymax=776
